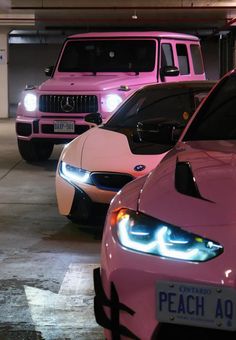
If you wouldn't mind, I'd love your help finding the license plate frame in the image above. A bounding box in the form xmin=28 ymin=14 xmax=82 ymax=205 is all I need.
xmin=54 ymin=120 xmax=75 ymax=133
xmin=156 ymin=280 xmax=236 ymax=331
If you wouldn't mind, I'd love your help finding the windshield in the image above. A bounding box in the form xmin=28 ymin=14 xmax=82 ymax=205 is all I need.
xmin=58 ymin=39 xmax=156 ymax=72
xmin=105 ymin=84 xmax=213 ymax=130
xmin=183 ymin=74 xmax=236 ymax=141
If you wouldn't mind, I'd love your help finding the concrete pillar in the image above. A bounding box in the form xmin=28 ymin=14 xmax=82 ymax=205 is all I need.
xmin=0 ymin=28 xmax=9 ymax=118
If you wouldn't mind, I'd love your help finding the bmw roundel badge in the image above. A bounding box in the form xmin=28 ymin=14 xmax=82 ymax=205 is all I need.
xmin=134 ymin=164 xmax=146 ymax=172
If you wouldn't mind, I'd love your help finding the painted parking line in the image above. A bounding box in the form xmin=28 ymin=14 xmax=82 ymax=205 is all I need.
xmin=24 ymin=263 xmax=103 ymax=339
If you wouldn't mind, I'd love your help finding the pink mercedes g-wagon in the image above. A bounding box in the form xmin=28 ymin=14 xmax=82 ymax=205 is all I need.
xmin=15 ymin=31 xmax=206 ymax=162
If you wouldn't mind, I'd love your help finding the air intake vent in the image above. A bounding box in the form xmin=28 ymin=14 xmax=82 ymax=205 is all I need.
xmin=175 ymin=161 xmax=206 ymax=200
xmin=90 ymin=172 xmax=134 ymax=192
xmin=175 ymin=161 xmax=214 ymax=202
xmin=175 ymin=161 xmax=199 ymax=197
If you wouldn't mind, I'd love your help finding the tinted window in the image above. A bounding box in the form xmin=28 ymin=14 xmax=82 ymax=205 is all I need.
xmin=191 ymin=44 xmax=204 ymax=74
xmin=177 ymin=44 xmax=190 ymax=75
xmin=184 ymin=75 xmax=236 ymax=141
xmin=105 ymin=84 xmax=212 ymax=129
xmin=161 ymin=44 xmax=174 ymax=67
xmin=58 ymin=40 xmax=156 ymax=72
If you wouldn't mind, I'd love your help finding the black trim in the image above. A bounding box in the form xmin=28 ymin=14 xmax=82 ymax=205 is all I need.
xmin=33 ymin=120 xmax=39 ymax=133
xmin=16 ymin=122 xmax=32 ymax=137
xmin=175 ymin=160 xmax=214 ymax=202
xmin=41 ymin=115 xmax=86 ymax=119
xmin=156 ymin=37 xmax=160 ymax=82
xmin=30 ymin=138 xmax=73 ymax=144
xmin=151 ymin=324 xmax=162 ymax=340
xmin=93 ymin=267 xmax=139 ymax=340
xmin=69 ymin=187 xmax=93 ymax=221
xmin=90 ymin=172 xmax=134 ymax=192
xmin=39 ymin=94 xmax=98 ymax=113
xmin=69 ymin=187 xmax=109 ymax=223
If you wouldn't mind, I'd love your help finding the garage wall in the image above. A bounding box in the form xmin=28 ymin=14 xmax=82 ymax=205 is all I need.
xmin=8 ymin=43 xmax=61 ymax=117
xmin=201 ymin=36 xmax=220 ymax=81
xmin=8 ymin=37 xmax=220 ymax=118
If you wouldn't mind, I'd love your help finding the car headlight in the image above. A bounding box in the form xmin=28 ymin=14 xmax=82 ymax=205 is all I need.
xmin=59 ymin=161 xmax=93 ymax=186
xmin=103 ymin=94 xmax=123 ymax=112
xmin=113 ymin=209 xmax=223 ymax=262
xmin=23 ymin=93 xmax=37 ymax=112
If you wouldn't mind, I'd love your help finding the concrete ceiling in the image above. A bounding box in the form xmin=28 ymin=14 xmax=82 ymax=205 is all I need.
xmin=1 ymin=1 xmax=236 ymax=37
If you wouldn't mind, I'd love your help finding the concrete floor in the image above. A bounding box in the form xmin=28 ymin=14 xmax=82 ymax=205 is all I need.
xmin=0 ymin=119 xmax=104 ymax=340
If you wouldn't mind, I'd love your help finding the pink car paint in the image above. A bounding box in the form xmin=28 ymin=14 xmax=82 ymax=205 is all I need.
xmin=94 ymin=69 xmax=236 ymax=338
xmin=15 ymin=31 xmax=205 ymax=162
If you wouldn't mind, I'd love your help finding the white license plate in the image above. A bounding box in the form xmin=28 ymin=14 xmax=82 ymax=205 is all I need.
xmin=157 ymin=281 xmax=236 ymax=331
xmin=54 ymin=120 xmax=75 ymax=133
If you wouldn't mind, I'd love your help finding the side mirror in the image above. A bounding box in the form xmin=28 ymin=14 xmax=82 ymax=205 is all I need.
xmin=85 ymin=112 xmax=103 ymax=125
xmin=44 ymin=66 xmax=54 ymax=77
xmin=160 ymin=66 xmax=180 ymax=80
xmin=136 ymin=118 xmax=183 ymax=145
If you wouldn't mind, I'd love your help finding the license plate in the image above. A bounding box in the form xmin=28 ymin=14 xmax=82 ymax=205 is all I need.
xmin=54 ymin=120 xmax=75 ymax=133
xmin=157 ymin=281 xmax=236 ymax=331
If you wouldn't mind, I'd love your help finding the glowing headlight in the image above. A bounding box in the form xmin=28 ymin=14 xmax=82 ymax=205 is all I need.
xmin=104 ymin=94 xmax=123 ymax=112
xmin=113 ymin=209 xmax=223 ymax=262
xmin=59 ymin=161 xmax=93 ymax=186
xmin=23 ymin=93 xmax=37 ymax=112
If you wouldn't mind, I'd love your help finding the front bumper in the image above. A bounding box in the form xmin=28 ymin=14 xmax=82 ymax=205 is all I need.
xmin=16 ymin=116 xmax=90 ymax=142
xmin=56 ymin=173 xmax=117 ymax=216
xmin=94 ymin=217 xmax=236 ymax=339
xmin=69 ymin=187 xmax=109 ymax=222
xmin=93 ymin=267 xmax=142 ymax=340
xmin=94 ymin=265 xmax=236 ymax=340
xmin=56 ymin=172 xmax=112 ymax=216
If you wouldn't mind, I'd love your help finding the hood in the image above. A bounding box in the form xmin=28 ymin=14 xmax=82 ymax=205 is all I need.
xmin=138 ymin=140 xmax=236 ymax=229
xmin=38 ymin=74 xmax=154 ymax=92
xmin=65 ymin=127 xmax=166 ymax=177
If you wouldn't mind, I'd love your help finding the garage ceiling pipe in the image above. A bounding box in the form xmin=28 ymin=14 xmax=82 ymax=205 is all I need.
xmin=9 ymin=5 xmax=236 ymax=10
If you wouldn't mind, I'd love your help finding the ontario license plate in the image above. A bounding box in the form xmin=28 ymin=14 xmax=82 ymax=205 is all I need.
xmin=54 ymin=120 xmax=75 ymax=133
xmin=157 ymin=281 xmax=236 ymax=331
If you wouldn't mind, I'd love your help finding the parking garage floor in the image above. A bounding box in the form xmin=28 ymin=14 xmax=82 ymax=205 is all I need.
xmin=0 ymin=119 xmax=104 ymax=339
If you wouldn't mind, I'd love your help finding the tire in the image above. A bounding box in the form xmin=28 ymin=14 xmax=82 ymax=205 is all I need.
xmin=17 ymin=139 xmax=54 ymax=162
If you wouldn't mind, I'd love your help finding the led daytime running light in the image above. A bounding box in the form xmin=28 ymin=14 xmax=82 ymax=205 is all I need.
xmin=115 ymin=209 xmax=223 ymax=262
xmin=59 ymin=161 xmax=92 ymax=185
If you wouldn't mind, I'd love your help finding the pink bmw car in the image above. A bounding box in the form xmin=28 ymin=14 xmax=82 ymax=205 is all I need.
xmin=94 ymin=69 xmax=236 ymax=339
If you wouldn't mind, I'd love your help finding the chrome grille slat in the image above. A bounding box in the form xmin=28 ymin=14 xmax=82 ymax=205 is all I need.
xmin=39 ymin=95 xmax=98 ymax=113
